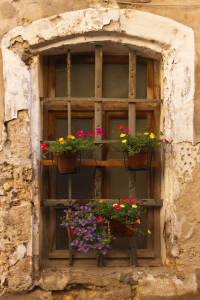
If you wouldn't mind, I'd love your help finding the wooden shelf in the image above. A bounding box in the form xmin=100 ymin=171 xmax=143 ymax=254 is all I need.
xmin=41 ymin=159 xmax=161 ymax=167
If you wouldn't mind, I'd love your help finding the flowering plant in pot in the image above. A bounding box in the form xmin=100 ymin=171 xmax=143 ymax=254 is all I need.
xmin=96 ymin=198 xmax=150 ymax=237
xmin=60 ymin=202 xmax=114 ymax=255
xmin=61 ymin=199 xmax=151 ymax=255
xmin=41 ymin=128 xmax=103 ymax=173
xmin=111 ymin=125 xmax=172 ymax=169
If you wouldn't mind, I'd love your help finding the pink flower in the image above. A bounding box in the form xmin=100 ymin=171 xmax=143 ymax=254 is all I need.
xmin=77 ymin=131 xmax=84 ymax=137
xmin=128 ymin=198 xmax=135 ymax=203
xmin=88 ymin=132 xmax=94 ymax=137
xmin=124 ymin=129 xmax=130 ymax=134
xmin=164 ymin=139 xmax=169 ymax=143
xmin=97 ymin=216 xmax=102 ymax=223
xmin=96 ymin=128 xmax=103 ymax=135
xmin=114 ymin=204 xmax=122 ymax=210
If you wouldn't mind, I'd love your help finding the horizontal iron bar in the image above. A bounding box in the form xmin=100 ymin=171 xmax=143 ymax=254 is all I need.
xmin=42 ymin=198 xmax=163 ymax=207
xmin=41 ymin=97 xmax=163 ymax=103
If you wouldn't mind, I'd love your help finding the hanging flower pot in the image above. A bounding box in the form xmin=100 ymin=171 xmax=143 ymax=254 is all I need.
xmin=126 ymin=147 xmax=152 ymax=169
xmin=108 ymin=219 xmax=137 ymax=238
xmin=66 ymin=212 xmax=77 ymax=238
xmin=53 ymin=152 xmax=79 ymax=173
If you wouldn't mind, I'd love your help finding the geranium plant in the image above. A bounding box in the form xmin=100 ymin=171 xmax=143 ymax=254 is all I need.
xmin=61 ymin=199 xmax=151 ymax=256
xmin=41 ymin=127 xmax=103 ymax=159
xmin=111 ymin=125 xmax=172 ymax=156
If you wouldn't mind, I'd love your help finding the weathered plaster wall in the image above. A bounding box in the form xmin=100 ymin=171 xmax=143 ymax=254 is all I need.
xmin=0 ymin=1 xmax=199 ymax=299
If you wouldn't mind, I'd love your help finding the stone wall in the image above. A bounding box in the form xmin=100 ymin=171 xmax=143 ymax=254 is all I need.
xmin=0 ymin=1 xmax=200 ymax=299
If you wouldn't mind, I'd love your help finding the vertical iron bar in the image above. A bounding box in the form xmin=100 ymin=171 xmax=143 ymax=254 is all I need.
xmin=129 ymin=49 xmax=137 ymax=267
xmin=95 ymin=45 xmax=103 ymax=267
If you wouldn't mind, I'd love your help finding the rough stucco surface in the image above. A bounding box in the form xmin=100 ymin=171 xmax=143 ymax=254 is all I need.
xmin=0 ymin=2 xmax=199 ymax=299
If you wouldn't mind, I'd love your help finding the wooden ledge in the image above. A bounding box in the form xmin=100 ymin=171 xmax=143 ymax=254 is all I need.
xmin=41 ymin=159 xmax=161 ymax=167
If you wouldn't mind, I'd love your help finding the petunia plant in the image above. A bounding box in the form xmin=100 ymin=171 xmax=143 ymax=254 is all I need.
xmin=61 ymin=202 xmax=114 ymax=255
xmin=41 ymin=127 xmax=103 ymax=159
xmin=111 ymin=125 xmax=172 ymax=156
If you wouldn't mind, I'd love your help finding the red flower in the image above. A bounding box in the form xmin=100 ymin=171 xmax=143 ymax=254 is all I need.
xmin=41 ymin=143 xmax=47 ymax=151
xmin=118 ymin=125 xmax=123 ymax=130
xmin=122 ymin=199 xmax=127 ymax=202
xmin=97 ymin=216 xmax=102 ymax=223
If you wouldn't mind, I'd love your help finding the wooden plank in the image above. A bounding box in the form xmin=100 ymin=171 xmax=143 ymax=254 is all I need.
xmin=41 ymin=159 xmax=161 ymax=167
xmin=42 ymin=198 xmax=163 ymax=207
xmin=153 ymin=60 xmax=162 ymax=260
xmin=67 ymin=50 xmax=72 ymax=201
xmin=48 ymin=249 xmax=154 ymax=259
xmin=52 ymin=54 xmax=148 ymax=64
xmin=129 ymin=49 xmax=137 ymax=202
xmin=48 ymin=57 xmax=55 ymax=97
xmin=41 ymin=97 xmax=163 ymax=103
xmin=38 ymin=101 xmax=156 ymax=111
xmin=95 ymin=45 xmax=103 ymax=200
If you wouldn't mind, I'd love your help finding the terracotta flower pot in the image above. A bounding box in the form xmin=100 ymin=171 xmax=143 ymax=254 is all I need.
xmin=108 ymin=219 xmax=137 ymax=238
xmin=66 ymin=212 xmax=77 ymax=238
xmin=53 ymin=151 xmax=79 ymax=173
xmin=126 ymin=147 xmax=151 ymax=169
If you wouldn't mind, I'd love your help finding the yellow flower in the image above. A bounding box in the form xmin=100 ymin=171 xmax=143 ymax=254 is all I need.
xmin=99 ymin=200 xmax=103 ymax=203
xmin=150 ymin=133 xmax=155 ymax=139
xmin=132 ymin=205 xmax=137 ymax=208
xmin=67 ymin=135 xmax=75 ymax=139
xmin=120 ymin=204 xmax=125 ymax=208
xmin=147 ymin=230 xmax=151 ymax=234
xmin=144 ymin=132 xmax=149 ymax=135
xmin=120 ymin=133 xmax=126 ymax=138
xmin=122 ymin=139 xmax=127 ymax=143
xmin=113 ymin=203 xmax=118 ymax=207
xmin=59 ymin=138 xmax=64 ymax=141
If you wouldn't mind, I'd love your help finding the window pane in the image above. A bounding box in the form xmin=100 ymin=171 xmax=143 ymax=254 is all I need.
xmin=103 ymin=63 xmax=147 ymax=99
xmin=55 ymin=63 xmax=68 ymax=97
xmin=71 ymin=64 xmax=95 ymax=97
xmin=56 ymin=209 xmax=69 ymax=250
xmin=103 ymin=64 xmax=129 ymax=98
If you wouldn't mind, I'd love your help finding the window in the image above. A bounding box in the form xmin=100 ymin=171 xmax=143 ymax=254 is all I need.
xmin=40 ymin=46 xmax=163 ymax=267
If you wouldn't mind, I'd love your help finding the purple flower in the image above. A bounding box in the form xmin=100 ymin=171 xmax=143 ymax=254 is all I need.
xmin=60 ymin=224 xmax=63 ymax=226
xmin=63 ymin=210 xmax=66 ymax=212
xmin=65 ymin=223 xmax=68 ymax=226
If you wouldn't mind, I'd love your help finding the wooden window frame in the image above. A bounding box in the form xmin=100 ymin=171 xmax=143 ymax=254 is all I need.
xmin=40 ymin=48 xmax=162 ymax=267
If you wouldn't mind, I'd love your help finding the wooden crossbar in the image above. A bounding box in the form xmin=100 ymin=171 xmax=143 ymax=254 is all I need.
xmin=40 ymin=97 xmax=163 ymax=103
xmin=42 ymin=198 xmax=163 ymax=207
xmin=41 ymin=159 xmax=161 ymax=167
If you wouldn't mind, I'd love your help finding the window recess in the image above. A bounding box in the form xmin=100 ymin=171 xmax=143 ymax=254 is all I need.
xmin=40 ymin=46 xmax=163 ymax=267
